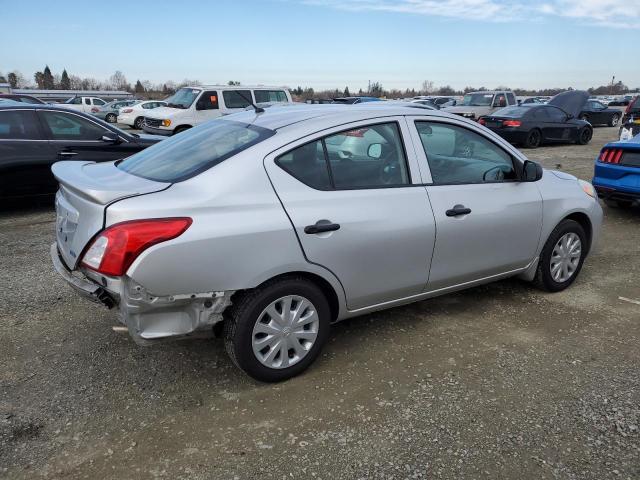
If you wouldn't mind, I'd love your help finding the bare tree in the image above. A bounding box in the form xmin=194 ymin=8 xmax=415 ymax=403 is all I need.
xmin=421 ymin=80 xmax=434 ymax=95
xmin=109 ymin=70 xmax=129 ymax=91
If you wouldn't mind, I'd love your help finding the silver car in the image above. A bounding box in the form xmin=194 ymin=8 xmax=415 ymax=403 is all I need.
xmin=51 ymin=104 xmax=603 ymax=381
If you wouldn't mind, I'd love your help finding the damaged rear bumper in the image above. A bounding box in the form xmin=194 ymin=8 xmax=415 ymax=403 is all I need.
xmin=50 ymin=243 xmax=234 ymax=345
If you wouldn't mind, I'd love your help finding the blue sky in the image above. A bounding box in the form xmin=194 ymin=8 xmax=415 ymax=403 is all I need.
xmin=1 ymin=0 xmax=638 ymax=91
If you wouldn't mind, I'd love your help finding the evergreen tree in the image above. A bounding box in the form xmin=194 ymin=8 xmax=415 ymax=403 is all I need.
xmin=43 ymin=65 xmax=55 ymax=89
xmin=134 ymin=80 xmax=145 ymax=93
xmin=60 ymin=69 xmax=71 ymax=90
xmin=7 ymin=72 xmax=17 ymax=88
xmin=343 ymin=86 xmax=350 ymax=96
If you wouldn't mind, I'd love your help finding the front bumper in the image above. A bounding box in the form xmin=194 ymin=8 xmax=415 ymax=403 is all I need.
xmin=50 ymin=243 xmax=116 ymax=308
xmin=142 ymin=124 xmax=173 ymax=136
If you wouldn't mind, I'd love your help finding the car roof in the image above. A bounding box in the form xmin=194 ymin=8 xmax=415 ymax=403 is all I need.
xmin=225 ymin=103 xmax=472 ymax=131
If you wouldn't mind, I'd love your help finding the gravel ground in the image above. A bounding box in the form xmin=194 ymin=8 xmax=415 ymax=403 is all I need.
xmin=1 ymin=126 xmax=639 ymax=480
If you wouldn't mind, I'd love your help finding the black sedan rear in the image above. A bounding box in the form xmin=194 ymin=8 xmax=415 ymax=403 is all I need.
xmin=479 ymin=105 xmax=592 ymax=148
xmin=0 ymin=104 xmax=163 ymax=199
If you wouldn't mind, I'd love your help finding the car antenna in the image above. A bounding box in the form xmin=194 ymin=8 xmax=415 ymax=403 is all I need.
xmin=236 ymin=91 xmax=264 ymax=114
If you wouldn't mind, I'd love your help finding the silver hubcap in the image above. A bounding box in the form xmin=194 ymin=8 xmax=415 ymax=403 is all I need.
xmin=612 ymin=116 xmax=618 ymax=126
xmin=550 ymin=233 xmax=582 ymax=283
xmin=252 ymin=295 xmax=319 ymax=369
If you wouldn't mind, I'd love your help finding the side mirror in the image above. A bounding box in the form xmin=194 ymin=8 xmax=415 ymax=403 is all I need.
xmin=522 ymin=160 xmax=543 ymax=182
xmin=101 ymin=133 xmax=120 ymax=144
xmin=367 ymin=143 xmax=382 ymax=159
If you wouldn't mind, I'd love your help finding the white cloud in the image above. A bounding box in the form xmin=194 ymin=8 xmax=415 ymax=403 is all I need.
xmin=302 ymin=0 xmax=640 ymax=28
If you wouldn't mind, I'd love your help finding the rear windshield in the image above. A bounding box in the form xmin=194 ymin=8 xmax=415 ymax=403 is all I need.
xmin=462 ymin=93 xmax=493 ymax=106
xmin=117 ymin=120 xmax=275 ymax=182
xmin=493 ymin=106 xmax=529 ymax=117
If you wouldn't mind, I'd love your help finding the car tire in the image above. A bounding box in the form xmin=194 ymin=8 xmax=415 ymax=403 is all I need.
xmin=524 ymin=129 xmax=542 ymax=149
xmin=224 ymin=276 xmax=331 ymax=382
xmin=533 ymin=219 xmax=587 ymax=293
xmin=609 ymin=114 xmax=620 ymax=127
xmin=604 ymin=198 xmax=633 ymax=209
xmin=134 ymin=117 xmax=144 ymax=130
xmin=577 ymin=127 xmax=592 ymax=145
xmin=105 ymin=113 xmax=117 ymax=123
xmin=173 ymin=126 xmax=191 ymax=135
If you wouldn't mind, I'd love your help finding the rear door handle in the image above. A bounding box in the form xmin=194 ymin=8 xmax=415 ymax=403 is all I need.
xmin=304 ymin=221 xmax=340 ymax=234
xmin=445 ymin=204 xmax=472 ymax=217
xmin=58 ymin=151 xmax=78 ymax=157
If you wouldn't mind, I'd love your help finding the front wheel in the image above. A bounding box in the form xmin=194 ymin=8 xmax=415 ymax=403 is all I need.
xmin=224 ymin=277 xmax=331 ymax=382
xmin=577 ymin=127 xmax=592 ymax=145
xmin=533 ymin=219 xmax=587 ymax=292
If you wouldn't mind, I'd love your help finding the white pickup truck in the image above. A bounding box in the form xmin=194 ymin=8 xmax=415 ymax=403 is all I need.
xmin=60 ymin=96 xmax=107 ymax=113
xmin=443 ymin=90 xmax=517 ymax=121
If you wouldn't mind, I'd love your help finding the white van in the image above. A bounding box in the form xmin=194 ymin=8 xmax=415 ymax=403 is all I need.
xmin=142 ymin=85 xmax=292 ymax=135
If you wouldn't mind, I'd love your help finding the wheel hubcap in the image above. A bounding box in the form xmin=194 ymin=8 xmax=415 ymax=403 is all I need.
xmin=252 ymin=295 xmax=319 ymax=369
xmin=550 ymin=233 xmax=582 ymax=283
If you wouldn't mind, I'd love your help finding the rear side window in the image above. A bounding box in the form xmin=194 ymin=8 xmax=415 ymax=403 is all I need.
xmin=93 ymin=99 xmax=105 ymax=106
xmin=39 ymin=111 xmax=109 ymax=140
xmin=545 ymin=107 xmax=567 ymax=122
xmin=0 ymin=110 xmax=41 ymax=139
xmin=275 ymin=140 xmax=331 ymax=190
xmin=276 ymin=122 xmax=410 ymax=190
xmin=223 ymin=90 xmax=252 ymax=109
xmin=254 ymin=90 xmax=288 ymax=103
xmin=117 ymin=120 xmax=275 ymax=182
xmin=507 ymin=93 xmax=516 ymax=105
xmin=84 ymin=98 xmax=91 ymax=105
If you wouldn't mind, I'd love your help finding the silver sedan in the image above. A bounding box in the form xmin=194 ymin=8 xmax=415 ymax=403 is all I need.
xmin=51 ymin=104 xmax=603 ymax=381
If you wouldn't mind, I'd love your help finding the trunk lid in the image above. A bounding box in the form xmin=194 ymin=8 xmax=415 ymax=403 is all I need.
xmin=52 ymin=161 xmax=169 ymax=269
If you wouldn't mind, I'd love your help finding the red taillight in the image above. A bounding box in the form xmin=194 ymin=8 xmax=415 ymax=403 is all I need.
xmin=122 ymin=108 xmax=133 ymax=113
xmin=502 ymin=120 xmax=521 ymax=127
xmin=598 ymin=148 xmax=624 ymax=164
xmin=343 ymin=128 xmax=369 ymax=137
xmin=81 ymin=218 xmax=192 ymax=276
xmin=478 ymin=118 xmax=486 ymax=126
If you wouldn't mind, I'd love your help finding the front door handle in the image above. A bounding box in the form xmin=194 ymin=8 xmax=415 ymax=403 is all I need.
xmin=446 ymin=204 xmax=472 ymax=217
xmin=304 ymin=221 xmax=340 ymax=234
xmin=58 ymin=151 xmax=78 ymax=157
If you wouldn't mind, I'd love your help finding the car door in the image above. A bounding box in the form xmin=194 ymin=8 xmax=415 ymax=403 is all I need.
xmin=0 ymin=108 xmax=57 ymax=197
xmin=545 ymin=106 xmax=572 ymax=141
xmin=193 ymin=90 xmax=220 ymax=123
xmin=38 ymin=109 xmax=141 ymax=163
xmin=264 ymin=118 xmax=436 ymax=310
xmin=411 ymin=119 xmax=543 ymax=291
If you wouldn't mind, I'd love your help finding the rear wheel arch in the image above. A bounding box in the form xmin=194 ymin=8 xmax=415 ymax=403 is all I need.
xmin=230 ymin=271 xmax=341 ymax=323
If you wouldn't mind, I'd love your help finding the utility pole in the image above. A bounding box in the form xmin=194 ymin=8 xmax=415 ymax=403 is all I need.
xmin=611 ymin=75 xmax=615 ymax=95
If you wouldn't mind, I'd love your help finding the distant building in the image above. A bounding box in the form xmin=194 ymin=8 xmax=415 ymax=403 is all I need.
xmin=0 ymin=83 xmax=10 ymax=94
xmin=12 ymin=89 xmax=134 ymax=102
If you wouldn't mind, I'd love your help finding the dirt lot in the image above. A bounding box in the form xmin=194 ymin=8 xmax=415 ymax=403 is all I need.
xmin=1 ymin=126 xmax=639 ymax=480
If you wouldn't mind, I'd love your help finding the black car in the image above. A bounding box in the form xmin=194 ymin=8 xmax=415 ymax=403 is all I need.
xmin=0 ymin=93 xmax=46 ymax=105
xmin=579 ymin=100 xmax=622 ymax=127
xmin=479 ymin=91 xmax=593 ymax=148
xmin=0 ymin=104 xmax=163 ymax=199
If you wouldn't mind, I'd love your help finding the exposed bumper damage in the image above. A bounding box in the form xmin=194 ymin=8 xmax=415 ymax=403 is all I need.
xmin=51 ymin=243 xmax=234 ymax=345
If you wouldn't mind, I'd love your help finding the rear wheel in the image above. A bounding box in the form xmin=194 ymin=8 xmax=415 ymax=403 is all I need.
xmin=133 ymin=117 xmax=144 ymax=129
xmin=224 ymin=277 xmax=331 ymax=382
xmin=524 ymin=129 xmax=542 ymax=148
xmin=609 ymin=114 xmax=620 ymax=127
xmin=577 ymin=127 xmax=592 ymax=145
xmin=533 ymin=219 xmax=587 ymax=292
xmin=105 ymin=113 xmax=117 ymax=123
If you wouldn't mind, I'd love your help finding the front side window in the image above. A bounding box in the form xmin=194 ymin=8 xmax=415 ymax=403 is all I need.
xmin=254 ymin=90 xmax=288 ymax=103
xmin=416 ymin=121 xmax=516 ymax=184
xmin=0 ymin=110 xmax=41 ymax=139
xmin=223 ymin=90 xmax=252 ymax=109
xmin=197 ymin=91 xmax=219 ymax=110
xmin=118 ymin=120 xmax=275 ymax=182
xmin=39 ymin=111 xmax=109 ymax=141
xmin=276 ymin=122 xmax=410 ymax=190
